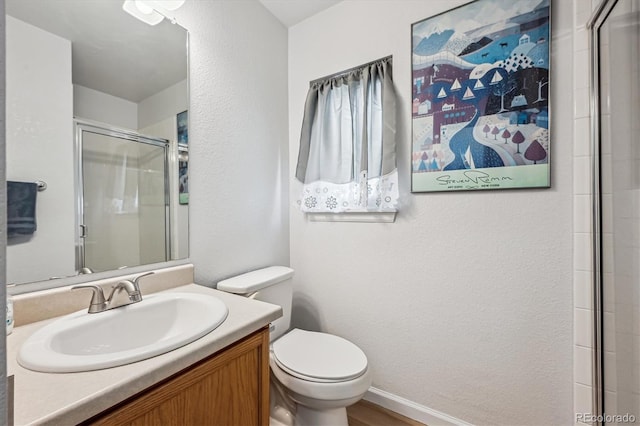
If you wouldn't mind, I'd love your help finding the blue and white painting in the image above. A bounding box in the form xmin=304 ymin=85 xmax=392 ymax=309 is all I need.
xmin=177 ymin=110 xmax=188 ymax=146
xmin=411 ymin=0 xmax=550 ymax=192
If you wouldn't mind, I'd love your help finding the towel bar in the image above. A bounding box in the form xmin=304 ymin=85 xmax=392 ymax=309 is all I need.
xmin=35 ymin=181 xmax=47 ymax=192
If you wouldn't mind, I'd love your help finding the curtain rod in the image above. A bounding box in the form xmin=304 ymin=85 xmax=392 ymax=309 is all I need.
xmin=309 ymin=55 xmax=392 ymax=86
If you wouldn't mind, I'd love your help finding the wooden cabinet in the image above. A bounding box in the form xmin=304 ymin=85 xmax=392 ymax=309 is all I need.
xmin=83 ymin=327 xmax=270 ymax=426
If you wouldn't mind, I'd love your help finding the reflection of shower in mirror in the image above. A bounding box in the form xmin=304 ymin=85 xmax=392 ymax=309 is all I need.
xmin=76 ymin=121 xmax=174 ymax=275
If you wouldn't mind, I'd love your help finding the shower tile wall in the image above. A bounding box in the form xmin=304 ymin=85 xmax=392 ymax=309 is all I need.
xmin=573 ymin=1 xmax=598 ymax=422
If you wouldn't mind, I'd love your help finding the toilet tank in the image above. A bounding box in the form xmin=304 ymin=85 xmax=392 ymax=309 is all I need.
xmin=217 ymin=266 xmax=294 ymax=341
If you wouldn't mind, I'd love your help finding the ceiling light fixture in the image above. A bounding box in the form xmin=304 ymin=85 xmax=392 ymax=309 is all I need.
xmin=146 ymin=1 xmax=186 ymax=11
xmin=122 ymin=0 xmax=186 ymax=26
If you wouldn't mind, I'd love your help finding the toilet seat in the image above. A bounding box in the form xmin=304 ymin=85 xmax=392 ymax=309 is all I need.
xmin=272 ymin=329 xmax=368 ymax=383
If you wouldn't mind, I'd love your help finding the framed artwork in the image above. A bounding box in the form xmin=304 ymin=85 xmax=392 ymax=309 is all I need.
xmin=177 ymin=110 xmax=188 ymax=146
xmin=179 ymin=152 xmax=188 ymax=205
xmin=411 ymin=0 xmax=550 ymax=192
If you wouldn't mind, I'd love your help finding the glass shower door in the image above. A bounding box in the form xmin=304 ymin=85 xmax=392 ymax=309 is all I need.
xmin=77 ymin=123 xmax=169 ymax=273
xmin=596 ymin=0 xmax=640 ymax=421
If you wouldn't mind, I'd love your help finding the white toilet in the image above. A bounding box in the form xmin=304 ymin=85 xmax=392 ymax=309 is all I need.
xmin=217 ymin=266 xmax=371 ymax=426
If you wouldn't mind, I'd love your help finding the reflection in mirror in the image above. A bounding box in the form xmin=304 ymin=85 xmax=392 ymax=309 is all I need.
xmin=6 ymin=0 xmax=189 ymax=287
xmin=77 ymin=122 xmax=171 ymax=273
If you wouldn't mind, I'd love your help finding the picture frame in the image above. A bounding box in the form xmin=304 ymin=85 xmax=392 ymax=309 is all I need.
xmin=411 ymin=0 xmax=550 ymax=192
xmin=178 ymin=150 xmax=188 ymax=205
xmin=177 ymin=110 xmax=188 ymax=146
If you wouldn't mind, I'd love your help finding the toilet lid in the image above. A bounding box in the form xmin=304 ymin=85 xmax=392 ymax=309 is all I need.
xmin=272 ymin=329 xmax=368 ymax=382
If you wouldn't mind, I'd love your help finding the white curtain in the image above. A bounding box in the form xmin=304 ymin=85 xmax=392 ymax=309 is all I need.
xmin=296 ymin=57 xmax=398 ymax=212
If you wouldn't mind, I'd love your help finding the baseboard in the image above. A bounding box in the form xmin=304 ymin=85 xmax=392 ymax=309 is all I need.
xmin=363 ymin=387 xmax=473 ymax=426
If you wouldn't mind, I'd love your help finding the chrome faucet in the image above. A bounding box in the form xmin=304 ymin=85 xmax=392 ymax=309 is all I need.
xmin=72 ymin=272 xmax=154 ymax=313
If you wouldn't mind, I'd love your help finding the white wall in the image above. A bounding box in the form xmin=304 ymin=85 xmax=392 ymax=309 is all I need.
xmin=138 ymin=79 xmax=188 ymax=130
xmin=74 ymin=84 xmax=138 ymax=130
xmin=288 ymin=1 xmax=574 ymax=424
xmin=173 ymin=1 xmax=289 ymax=285
xmin=75 ymin=79 xmax=188 ymax=134
xmin=6 ymin=16 xmax=75 ymax=284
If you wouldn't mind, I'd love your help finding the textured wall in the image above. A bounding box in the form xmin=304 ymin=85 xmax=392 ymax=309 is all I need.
xmin=174 ymin=1 xmax=289 ymax=286
xmin=288 ymin=1 xmax=574 ymax=424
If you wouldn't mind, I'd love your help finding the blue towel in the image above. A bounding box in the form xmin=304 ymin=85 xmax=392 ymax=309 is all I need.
xmin=7 ymin=181 xmax=38 ymax=237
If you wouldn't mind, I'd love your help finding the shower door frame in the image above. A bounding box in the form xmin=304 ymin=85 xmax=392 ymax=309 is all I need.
xmin=74 ymin=119 xmax=171 ymax=272
xmin=588 ymin=0 xmax=626 ymax=422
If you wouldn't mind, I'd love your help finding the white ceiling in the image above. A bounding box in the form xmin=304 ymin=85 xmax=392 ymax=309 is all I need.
xmin=6 ymin=0 xmax=188 ymax=103
xmin=258 ymin=0 xmax=342 ymax=27
xmin=6 ymin=0 xmax=339 ymax=102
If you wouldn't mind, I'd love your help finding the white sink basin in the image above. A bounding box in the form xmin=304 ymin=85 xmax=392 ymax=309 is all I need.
xmin=18 ymin=292 xmax=228 ymax=373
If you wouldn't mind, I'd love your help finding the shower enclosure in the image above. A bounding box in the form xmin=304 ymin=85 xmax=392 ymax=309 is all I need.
xmin=75 ymin=121 xmax=170 ymax=273
xmin=590 ymin=0 xmax=640 ymax=421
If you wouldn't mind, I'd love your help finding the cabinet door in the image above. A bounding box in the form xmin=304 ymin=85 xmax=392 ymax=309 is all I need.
xmin=85 ymin=327 xmax=270 ymax=426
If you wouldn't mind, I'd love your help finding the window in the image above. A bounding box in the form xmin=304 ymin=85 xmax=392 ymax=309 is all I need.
xmin=295 ymin=56 xmax=398 ymax=213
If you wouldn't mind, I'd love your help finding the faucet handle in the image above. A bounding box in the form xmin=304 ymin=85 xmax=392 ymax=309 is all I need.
xmin=132 ymin=272 xmax=154 ymax=288
xmin=71 ymin=284 xmax=107 ymax=313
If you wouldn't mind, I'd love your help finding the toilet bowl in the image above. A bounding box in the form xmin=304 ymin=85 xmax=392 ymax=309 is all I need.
xmin=217 ymin=266 xmax=371 ymax=426
xmin=270 ymin=328 xmax=371 ymax=425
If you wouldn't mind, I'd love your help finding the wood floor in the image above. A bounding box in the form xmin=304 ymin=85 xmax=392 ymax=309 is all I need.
xmin=347 ymin=400 xmax=426 ymax=426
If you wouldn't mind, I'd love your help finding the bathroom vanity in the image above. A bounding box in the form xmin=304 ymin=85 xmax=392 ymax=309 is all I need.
xmin=85 ymin=327 xmax=269 ymax=425
xmin=7 ymin=266 xmax=282 ymax=425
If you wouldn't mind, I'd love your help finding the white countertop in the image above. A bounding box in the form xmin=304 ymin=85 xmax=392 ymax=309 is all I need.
xmin=8 ymin=283 xmax=282 ymax=425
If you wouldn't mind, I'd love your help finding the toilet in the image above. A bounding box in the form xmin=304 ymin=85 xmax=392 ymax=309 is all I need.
xmin=217 ymin=266 xmax=371 ymax=426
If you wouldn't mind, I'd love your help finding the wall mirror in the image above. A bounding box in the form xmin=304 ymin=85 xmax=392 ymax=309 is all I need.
xmin=6 ymin=0 xmax=189 ymax=289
